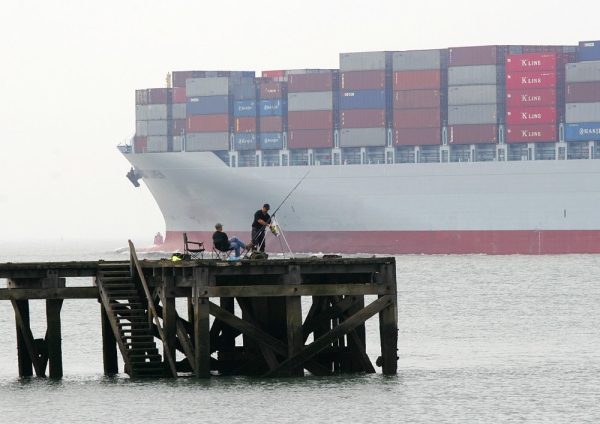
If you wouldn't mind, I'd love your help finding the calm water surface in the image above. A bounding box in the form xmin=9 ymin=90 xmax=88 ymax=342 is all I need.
xmin=1 ymin=240 xmax=599 ymax=423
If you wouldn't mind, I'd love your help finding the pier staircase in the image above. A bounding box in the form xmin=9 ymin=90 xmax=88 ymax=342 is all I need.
xmin=96 ymin=262 xmax=164 ymax=378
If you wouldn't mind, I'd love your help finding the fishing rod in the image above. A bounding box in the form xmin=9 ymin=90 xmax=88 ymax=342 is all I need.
xmin=270 ymin=170 xmax=311 ymax=219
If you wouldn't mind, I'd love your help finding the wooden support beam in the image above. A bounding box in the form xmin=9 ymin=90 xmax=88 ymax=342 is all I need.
xmin=334 ymin=295 xmax=375 ymax=374
xmin=196 ymin=284 xmax=391 ymax=298
xmin=45 ymin=299 xmax=63 ymax=378
xmin=100 ymin=303 xmax=119 ymax=374
xmin=236 ymin=297 xmax=280 ymax=371
xmin=263 ymin=295 xmax=393 ymax=378
xmin=194 ymin=267 xmax=211 ymax=378
xmin=0 ymin=287 xmax=98 ymax=300
xmin=378 ymin=295 xmax=398 ymax=375
xmin=302 ymin=295 xmax=358 ymax=343
xmin=11 ymin=299 xmax=45 ymax=377
xmin=285 ymin=265 xmax=303 ymax=377
xmin=161 ymin=294 xmax=177 ymax=377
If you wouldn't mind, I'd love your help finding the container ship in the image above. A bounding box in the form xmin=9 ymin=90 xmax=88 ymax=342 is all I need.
xmin=120 ymin=41 xmax=600 ymax=255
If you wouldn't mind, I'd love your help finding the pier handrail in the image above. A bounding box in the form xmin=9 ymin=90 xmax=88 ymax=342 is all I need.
xmin=128 ymin=240 xmax=178 ymax=378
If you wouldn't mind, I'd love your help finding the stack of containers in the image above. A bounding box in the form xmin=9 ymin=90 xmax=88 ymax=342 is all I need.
xmin=259 ymin=81 xmax=287 ymax=150
xmin=171 ymin=86 xmax=187 ymax=151
xmin=287 ymin=71 xmax=338 ymax=149
xmin=504 ymin=53 xmax=566 ymax=144
xmin=392 ymin=49 xmax=448 ymax=146
xmin=232 ymin=80 xmax=258 ymax=150
xmin=338 ymin=52 xmax=392 ymax=147
xmin=135 ymin=88 xmax=171 ymax=153
xmin=565 ymin=46 xmax=600 ymax=142
xmin=134 ymin=89 xmax=149 ymax=153
xmin=447 ymin=45 xmax=510 ymax=144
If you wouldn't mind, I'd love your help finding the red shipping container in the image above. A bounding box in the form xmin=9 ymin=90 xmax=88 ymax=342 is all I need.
xmin=172 ymin=71 xmax=195 ymax=88
xmin=506 ymin=89 xmax=557 ymax=107
xmin=448 ymin=124 xmax=498 ymax=144
xmin=506 ymin=124 xmax=558 ymax=143
xmin=134 ymin=136 xmax=147 ymax=153
xmin=393 ymin=89 xmax=445 ymax=109
xmin=288 ymin=129 xmax=333 ymax=149
xmin=566 ymin=82 xmax=600 ymax=103
xmin=506 ymin=71 xmax=560 ymax=90
xmin=172 ymin=119 xmax=186 ymax=135
xmin=260 ymin=82 xmax=285 ymax=99
xmin=288 ymin=73 xmax=335 ymax=92
xmin=505 ymin=53 xmax=557 ymax=72
xmin=393 ymin=108 xmax=443 ymax=129
xmin=172 ymin=87 xmax=186 ymax=103
xmin=340 ymin=71 xmax=386 ymax=90
xmin=393 ymin=70 xmax=446 ymax=90
xmin=259 ymin=116 xmax=283 ymax=132
xmin=288 ymin=110 xmax=333 ymax=130
xmin=235 ymin=117 xmax=257 ymax=133
xmin=262 ymin=70 xmax=286 ymax=78
xmin=394 ymin=128 xmax=441 ymax=146
xmin=187 ymin=114 xmax=229 ymax=133
xmin=506 ymin=107 xmax=557 ymax=125
xmin=448 ymin=45 xmax=507 ymax=66
xmin=148 ymin=88 xmax=169 ymax=104
xmin=340 ymin=109 xmax=386 ymax=128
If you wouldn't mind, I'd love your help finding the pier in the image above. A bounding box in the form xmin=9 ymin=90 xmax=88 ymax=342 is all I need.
xmin=0 ymin=242 xmax=398 ymax=378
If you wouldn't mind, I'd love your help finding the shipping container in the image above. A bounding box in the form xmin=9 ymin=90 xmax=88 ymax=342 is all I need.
xmin=448 ymin=45 xmax=508 ymax=66
xmin=186 ymin=77 xmax=230 ymax=97
xmin=172 ymin=71 xmax=196 ymax=88
xmin=393 ymin=89 xmax=446 ymax=109
xmin=340 ymin=109 xmax=386 ymax=128
xmin=340 ymin=71 xmax=386 ymax=90
xmin=394 ymin=127 xmax=441 ymax=146
xmin=234 ymin=117 xmax=257 ymax=133
xmin=448 ymin=124 xmax=498 ymax=144
xmin=148 ymin=88 xmax=169 ymax=104
xmin=259 ymin=99 xmax=285 ymax=116
xmin=187 ymin=114 xmax=229 ymax=133
xmin=339 ymin=127 xmax=387 ymax=147
xmin=288 ymin=91 xmax=335 ymax=111
xmin=564 ymin=122 xmax=600 ymax=141
xmin=448 ymin=104 xmax=501 ymax=125
xmin=288 ymin=110 xmax=333 ymax=130
xmin=172 ymin=103 xmax=186 ymax=120
xmin=260 ymin=132 xmax=283 ymax=149
xmin=135 ymin=121 xmax=147 ymax=137
xmin=173 ymin=136 xmax=183 ymax=151
xmin=185 ymin=132 xmax=229 ymax=151
xmin=186 ymin=96 xmax=229 ymax=115
xmin=288 ymin=129 xmax=334 ymax=149
xmin=566 ymin=102 xmax=600 ymax=123
xmin=506 ymin=89 xmax=558 ymax=107
xmin=578 ymin=41 xmax=600 ymax=62
xmin=135 ymin=89 xmax=148 ymax=105
xmin=262 ymin=70 xmax=286 ymax=78
xmin=233 ymin=100 xmax=257 ymax=117
xmin=287 ymin=73 xmax=336 ymax=92
xmin=393 ymin=108 xmax=444 ymax=128
xmin=506 ymin=71 xmax=561 ymax=90
xmin=448 ymin=65 xmax=504 ymax=86
xmin=172 ymin=119 xmax=186 ymax=136
xmin=340 ymin=51 xmax=390 ymax=71
xmin=506 ymin=124 xmax=558 ymax=143
xmin=147 ymin=120 xmax=169 ymax=136
xmin=259 ymin=116 xmax=283 ymax=132
xmin=506 ymin=107 xmax=557 ymax=125
xmin=234 ymin=133 xmax=257 ymax=150
xmin=172 ymin=87 xmax=186 ymax=103
xmin=135 ymin=105 xmax=148 ymax=121
xmin=565 ymin=61 xmax=600 ymax=83
xmin=232 ymin=83 xmax=257 ymax=100
xmin=147 ymin=136 xmax=168 ymax=152
xmin=339 ymin=90 xmax=386 ymax=110
xmin=566 ymin=82 xmax=600 ymax=103
xmin=393 ymin=70 xmax=446 ymax=90
xmin=392 ymin=49 xmax=448 ymax=71
xmin=134 ymin=136 xmax=147 ymax=153
xmin=260 ymin=82 xmax=285 ymax=99
xmin=505 ymin=53 xmax=557 ymax=72
xmin=147 ymin=104 xmax=168 ymax=120
xmin=448 ymin=85 xmax=505 ymax=105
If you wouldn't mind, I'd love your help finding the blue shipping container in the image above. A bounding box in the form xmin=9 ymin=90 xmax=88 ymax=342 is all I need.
xmin=579 ymin=41 xmax=600 ymax=62
xmin=187 ymin=96 xmax=229 ymax=115
xmin=260 ymin=100 xmax=285 ymax=116
xmin=233 ymin=100 xmax=257 ymax=117
xmin=233 ymin=84 xmax=257 ymax=101
xmin=565 ymin=122 xmax=600 ymax=141
xmin=339 ymin=90 xmax=387 ymax=110
xmin=234 ymin=133 xmax=257 ymax=150
xmin=260 ymin=132 xmax=283 ymax=149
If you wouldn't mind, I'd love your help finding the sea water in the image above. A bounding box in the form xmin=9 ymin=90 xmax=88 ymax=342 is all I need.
xmin=1 ymin=240 xmax=599 ymax=423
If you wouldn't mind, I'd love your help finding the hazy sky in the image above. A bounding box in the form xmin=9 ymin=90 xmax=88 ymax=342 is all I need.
xmin=1 ymin=0 xmax=597 ymax=245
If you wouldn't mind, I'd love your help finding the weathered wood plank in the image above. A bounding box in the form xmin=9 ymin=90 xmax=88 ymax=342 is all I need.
xmin=235 ymin=298 xmax=279 ymax=370
xmin=194 ymin=267 xmax=211 ymax=378
xmin=100 ymin=304 xmax=119 ymax=374
xmin=46 ymin=299 xmax=63 ymax=378
xmin=0 ymin=287 xmax=98 ymax=300
xmin=11 ymin=300 xmax=45 ymax=377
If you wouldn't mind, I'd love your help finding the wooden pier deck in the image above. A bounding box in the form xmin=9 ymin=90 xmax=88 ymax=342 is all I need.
xmin=0 ymin=242 xmax=398 ymax=379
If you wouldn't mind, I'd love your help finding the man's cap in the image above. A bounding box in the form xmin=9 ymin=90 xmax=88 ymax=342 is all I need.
xmin=263 ymin=203 xmax=270 ymax=210
xmin=215 ymin=223 xmax=223 ymax=228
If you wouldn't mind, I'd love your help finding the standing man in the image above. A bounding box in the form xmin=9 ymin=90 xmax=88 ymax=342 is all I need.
xmin=251 ymin=203 xmax=271 ymax=252
xmin=213 ymin=223 xmax=252 ymax=257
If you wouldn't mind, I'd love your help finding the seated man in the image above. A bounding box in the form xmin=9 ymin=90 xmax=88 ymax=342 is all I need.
xmin=212 ymin=223 xmax=252 ymax=257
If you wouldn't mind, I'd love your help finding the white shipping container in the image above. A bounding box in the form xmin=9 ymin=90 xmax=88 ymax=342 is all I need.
xmin=449 ymin=65 xmax=503 ymax=86
xmin=340 ymin=127 xmax=387 ymax=147
xmin=135 ymin=105 xmax=148 ymax=121
xmin=173 ymin=136 xmax=184 ymax=152
xmin=392 ymin=50 xmax=445 ymax=71
xmin=172 ymin=103 xmax=186 ymax=119
xmin=448 ymin=104 xmax=499 ymax=125
xmin=448 ymin=85 xmax=505 ymax=106
xmin=135 ymin=120 xmax=148 ymax=137
xmin=186 ymin=132 xmax=229 ymax=151
xmin=288 ymin=92 xmax=334 ymax=111
xmin=147 ymin=136 xmax=168 ymax=152
xmin=186 ymin=77 xmax=230 ymax=97
xmin=147 ymin=104 xmax=168 ymax=120
xmin=565 ymin=102 xmax=600 ymax=123
xmin=147 ymin=120 xmax=169 ymax=136
xmin=565 ymin=61 xmax=600 ymax=83
xmin=340 ymin=52 xmax=388 ymax=71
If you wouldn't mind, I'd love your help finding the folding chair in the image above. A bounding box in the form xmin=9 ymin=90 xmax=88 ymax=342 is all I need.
xmin=183 ymin=233 xmax=205 ymax=259
xmin=212 ymin=245 xmax=235 ymax=259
